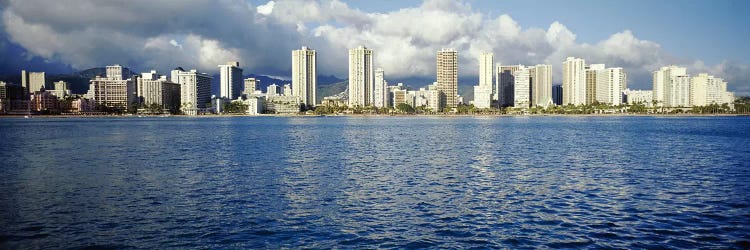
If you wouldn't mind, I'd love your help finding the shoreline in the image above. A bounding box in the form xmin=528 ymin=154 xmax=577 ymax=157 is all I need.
xmin=1 ymin=113 xmax=747 ymax=118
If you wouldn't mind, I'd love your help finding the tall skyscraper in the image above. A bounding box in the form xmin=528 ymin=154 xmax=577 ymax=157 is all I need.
xmin=218 ymin=61 xmax=243 ymax=99
xmin=243 ymin=78 xmax=259 ymax=95
xmin=348 ymin=46 xmax=374 ymax=107
xmin=513 ymin=66 xmax=531 ymax=108
xmin=88 ymin=66 xmax=137 ymax=112
xmin=292 ymin=46 xmax=317 ymax=107
xmin=473 ymin=52 xmax=493 ymax=108
xmin=437 ymin=48 xmax=458 ymax=109
xmin=601 ymin=68 xmax=626 ymax=105
xmin=374 ymin=68 xmax=388 ymax=108
xmin=671 ymin=75 xmax=691 ymax=107
xmin=653 ymin=65 xmax=687 ymax=107
xmin=531 ymin=64 xmax=553 ymax=108
xmin=496 ymin=64 xmax=521 ymax=107
xmin=173 ymin=68 xmax=212 ymax=115
xmin=106 ymin=65 xmax=132 ymax=80
xmin=585 ymin=64 xmax=605 ymax=104
xmin=552 ymin=84 xmax=563 ymax=105
xmin=562 ymin=57 xmax=586 ymax=105
xmin=21 ymin=70 xmax=46 ymax=96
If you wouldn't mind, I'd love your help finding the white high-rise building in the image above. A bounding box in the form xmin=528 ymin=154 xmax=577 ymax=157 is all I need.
xmin=531 ymin=64 xmax=553 ymax=108
xmin=671 ymin=75 xmax=691 ymax=107
xmin=243 ymin=78 xmax=259 ymax=96
xmin=106 ymin=65 xmax=132 ymax=80
xmin=292 ymin=46 xmax=317 ymax=107
xmin=137 ymin=70 xmax=181 ymax=110
xmin=173 ymin=68 xmax=212 ymax=115
xmin=652 ymin=65 xmax=687 ymax=107
xmin=473 ymin=52 xmax=493 ymax=109
xmin=602 ymin=68 xmax=626 ymax=105
xmin=586 ymin=64 xmax=606 ymax=105
xmin=437 ymin=48 xmax=458 ymax=110
xmin=563 ymin=57 xmax=586 ymax=105
xmin=283 ymin=84 xmax=292 ymax=96
xmin=374 ymin=68 xmax=388 ymax=108
xmin=21 ymin=70 xmax=46 ymax=95
xmin=690 ymin=73 xmax=734 ymax=106
xmin=348 ymin=46 xmax=374 ymax=107
xmin=513 ymin=66 xmax=531 ymax=108
xmin=267 ymin=84 xmax=279 ymax=96
xmin=218 ymin=61 xmax=243 ymax=99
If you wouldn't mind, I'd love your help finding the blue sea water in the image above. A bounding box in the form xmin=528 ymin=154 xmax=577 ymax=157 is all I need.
xmin=0 ymin=116 xmax=749 ymax=249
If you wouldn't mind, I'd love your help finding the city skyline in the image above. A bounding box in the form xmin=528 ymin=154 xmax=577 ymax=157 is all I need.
xmin=0 ymin=0 xmax=748 ymax=96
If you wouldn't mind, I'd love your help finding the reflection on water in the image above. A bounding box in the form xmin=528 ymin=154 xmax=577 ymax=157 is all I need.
xmin=0 ymin=116 xmax=749 ymax=248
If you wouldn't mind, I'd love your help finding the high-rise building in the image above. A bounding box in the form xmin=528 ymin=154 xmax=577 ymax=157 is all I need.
xmin=531 ymin=64 xmax=553 ymax=108
xmin=137 ymin=70 xmax=181 ymax=111
xmin=374 ymin=68 xmax=388 ymax=108
xmin=690 ymin=73 xmax=734 ymax=106
xmin=552 ymin=84 xmax=563 ymax=106
xmin=513 ymin=66 xmax=531 ymax=108
xmin=283 ymin=84 xmax=292 ymax=96
xmin=173 ymin=68 xmax=212 ymax=115
xmin=563 ymin=57 xmax=586 ymax=105
xmin=653 ymin=65 xmax=687 ymax=107
xmin=670 ymin=75 xmax=691 ymax=107
xmin=87 ymin=75 xmax=137 ymax=111
xmin=585 ymin=64 xmax=605 ymax=104
xmin=602 ymin=68 xmax=626 ymax=105
xmin=348 ymin=46 xmax=374 ymax=107
xmin=473 ymin=52 xmax=493 ymax=108
xmin=437 ymin=48 xmax=458 ymax=110
xmin=267 ymin=84 xmax=279 ymax=96
xmin=49 ymin=80 xmax=71 ymax=99
xmin=21 ymin=70 xmax=46 ymax=96
xmin=292 ymin=46 xmax=317 ymax=107
xmin=218 ymin=61 xmax=243 ymax=99
xmin=496 ymin=64 xmax=521 ymax=107
xmin=243 ymin=78 xmax=259 ymax=95
xmin=106 ymin=65 xmax=132 ymax=80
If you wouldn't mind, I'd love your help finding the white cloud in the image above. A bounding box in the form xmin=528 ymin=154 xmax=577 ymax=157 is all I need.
xmin=257 ymin=1 xmax=275 ymax=15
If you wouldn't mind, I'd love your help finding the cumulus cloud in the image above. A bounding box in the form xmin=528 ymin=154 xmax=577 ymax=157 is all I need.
xmin=1 ymin=0 xmax=747 ymax=95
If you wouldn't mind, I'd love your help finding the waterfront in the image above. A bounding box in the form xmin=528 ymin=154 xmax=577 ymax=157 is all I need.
xmin=1 ymin=116 xmax=749 ymax=248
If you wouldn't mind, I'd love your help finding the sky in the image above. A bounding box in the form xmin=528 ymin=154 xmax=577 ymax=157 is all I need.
xmin=1 ymin=0 xmax=749 ymax=95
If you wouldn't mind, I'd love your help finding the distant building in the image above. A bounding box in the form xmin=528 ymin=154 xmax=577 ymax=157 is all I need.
xmin=267 ymin=84 xmax=279 ymax=96
xmin=106 ymin=64 xmax=133 ymax=80
xmin=437 ymin=48 xmax=458 ymax=109
xmin=690 ymin=73 xmax=734 ymax=106
xmin=563 ymin=57 xmax=586 ymax=105
xmin=530 ymin=64 xmax=553 ymax=108
xmin=552 ymin=84 xmax=563 ymax=105
xmin=21 ymin=70 xmax=46 ymax=96
xmin=513 ymin=66 xmax=531 ymax=108
xmin=265 ymin=95 xmax=301 ymax=114
xmin=137 ymin=70 xmax=181 ymax=112
xmin=624 ymin=89 xmax=653 ymax=106
xmin=243 ymin=78 xmax=259 ymax=96
xmin=653 ymin=65 xmax=687 ymax=107
xmin=30 ymin=90 xmax=59 ymax=112
xmin=292 ymin=46 xmax=317 ymax=107
xmin=473 ymin=52 xmax=493 ymax=109
xmin=218 ymin=61 xmax=243 ymax=99
xmin=585 ymin=64 xmax=605 ymax=105
xmin=671 ymin=75 xmax=691 ymax=107
xmin=87 ymin=69 xmax=137 ymax=112
xmin=283 ymin=84 xmax=292 ymax=96
xmin=173 ymin=68 xmax=212 ymax=115
xmin=496 ymin=64 xmax=521 ymax=107
xmin=374 ymin=68 xmax=388 ymax=108
xmin=244 ymin=95 xmax=264 ymax=115
xmin=49 ymin=80 xmax=71 ymax=99
xmin=348 ymin=46 xmax=374 ymax=107
xmin=0 ymin=81 xmax=26 ymax=112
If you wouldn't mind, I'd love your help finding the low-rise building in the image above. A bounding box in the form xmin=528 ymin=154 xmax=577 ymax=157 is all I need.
xmin=265 ymin=95 xmax=301 ymax=114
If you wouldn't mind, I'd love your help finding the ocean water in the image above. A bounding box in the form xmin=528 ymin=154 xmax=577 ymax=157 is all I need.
xmin=1 ymin=116 xmax=749 ymax=249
